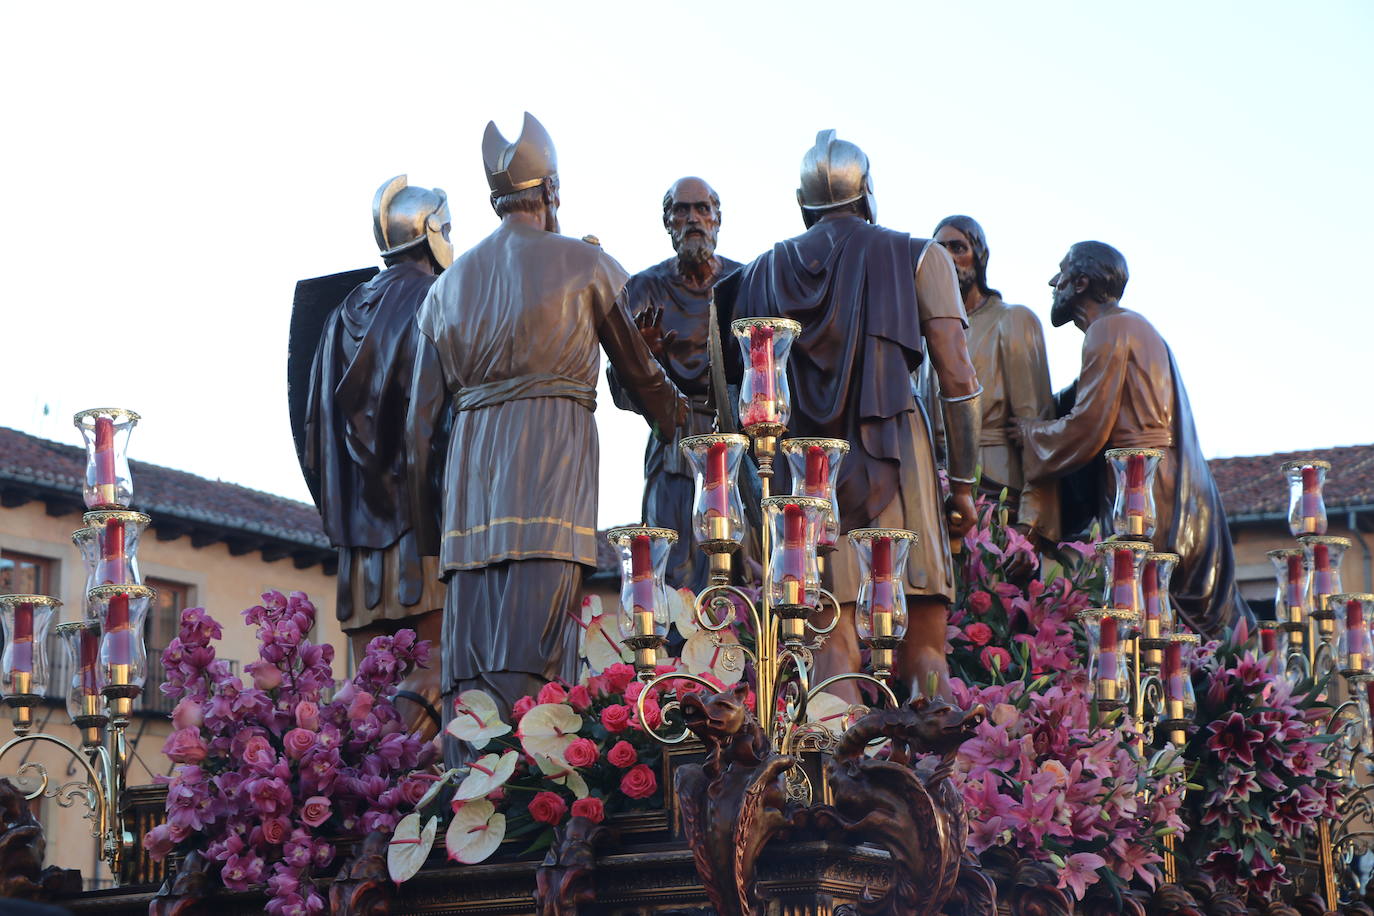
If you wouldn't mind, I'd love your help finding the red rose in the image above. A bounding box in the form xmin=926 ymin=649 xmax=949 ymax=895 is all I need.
xmin=529 ymin=790 xmax=568 ymax=825
xmin=603 ymin=663 xmax=635 ymax=695
xmin=567 ymin=685 xmax=592 ymax=711
xmin=606 ymin=740 xmax=637 ymax=768
xmin=964 ymin=623 xmax=993 ymax=647
xmin=639 ymin=700 xmax=662 ymax=730
xmin=564 ymin=738 xmax=598 ymax=768
xmin=967 ymin=590 xmax=993 ymax=615
xmin=537 ymin=682 xmax=568 ymax=706
xmin=980 ymin=646 xmax=1012 ymax=672
xmin=600 ymin=704 xmax=631 ymax=733
xmin=619 ymin=763 xmax=657 ymax=800
xmin=512 ymin=696 xmax=537 ymax=721
xmin=571 ymin=797 xmax=605 ymax=824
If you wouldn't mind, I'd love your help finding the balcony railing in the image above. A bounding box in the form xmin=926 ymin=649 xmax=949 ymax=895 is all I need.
xmin=41 ymin=636 xmax=238 ymax=717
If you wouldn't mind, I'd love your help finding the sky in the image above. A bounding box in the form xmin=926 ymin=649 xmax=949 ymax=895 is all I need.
xmin=2 ymin=1 xmax=1370 ymax=527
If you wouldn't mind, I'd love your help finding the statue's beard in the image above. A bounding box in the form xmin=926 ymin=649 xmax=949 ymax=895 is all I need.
xmin=674 ymin=232 xmax=716 ymax=265
xmin=955 ymin=265 xmax=977 ymax=296
xmin=1050 ymin=288 xmax=1079 ymax=327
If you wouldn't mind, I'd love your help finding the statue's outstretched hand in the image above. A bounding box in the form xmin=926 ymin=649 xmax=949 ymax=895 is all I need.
xmin=634 ymin=304 xmax=677 ymax=360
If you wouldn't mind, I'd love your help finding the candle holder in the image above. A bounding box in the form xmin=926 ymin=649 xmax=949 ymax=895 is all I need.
xmin=88 ymin=584 xmax=155 ymax=725
xmin=781 ymin=438 xmax=849 ymax=553
xmin=73 ymin=408 xmax=140 ymax=510
xmin=1105 ymin=447 xmax=1163 ymax=539
xmin=1302 ymin=535 xmax=1351 ymax=622
xmin=605 ymin=527 xmax=678 ymax=678
xmin=680 ymin=434 xmax=750 ymax=583
xmin=1077 ymin=608 xmax=1139 ymax=710
xmin=848 ymin=528 xmax=916 ymax=678
xmin=81 ymin=510 xmax=151 ymax=588
xmin=1161 ymin=632 xmax=1199 ymax=746
xmin=1268 ymin=547 xmax=1311 ymax=652
xmin=1282 ymin=458 xmax=1330 ymax=537
xmin=1096 ymin=540 xmax=1151 ymax=616
xmin=56 ymin=620 xmax=106 ymax=749
xmin=762 ymin=496 xmax=830 ymax=646
xmin=733 ymin=318 xmax=801 ymax=484
xmin=1334 ymin=595 xmax=1374 ymax=678
xmin=0 ymin=595 xmax=60 ymax=736
xmin=1141 ymin=552 xmax=1179 ymax=669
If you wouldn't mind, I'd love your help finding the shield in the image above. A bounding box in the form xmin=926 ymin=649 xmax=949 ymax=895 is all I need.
xmin=287 ymin=267 xmax=379 ymax=504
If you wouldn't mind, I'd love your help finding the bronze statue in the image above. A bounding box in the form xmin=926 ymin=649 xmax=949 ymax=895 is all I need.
xmin=930 ymin=215 xmax=1059 ymax=541
xmin=1010 ymin=241 xmax=1252 ymax=636
xmin=406 ymin=113 xmax=688 ymax=736
xmin=291 ymin=175 xmax=452 ymax=736
xmin=608 ymin=177 xmax=743 ymax=590
xmin=721 ymin=130 xmax=981 ymax=701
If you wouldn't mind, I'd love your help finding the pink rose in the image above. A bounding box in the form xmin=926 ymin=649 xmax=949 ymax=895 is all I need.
xmin=619 ymin=763 xmax=657 ymax=800
xmin=528 ymin=790 xmax=568 ymax=825
xmin=400 ymin=775 xmax=433 ymax=807
xmin=283 ymin=727 xmax=316 ymax=760
xmin=967 ymin=590 xmax=993 ymax=615
xmin=242 ymin=735 xmax=276 ymax=771
xmin=163 ymin=727 xmax=208 ymax=765
xmin=607 ymin=740 xmax=637 ymax=768
xmin=567 ymin=685 xmax=592 ymax=711
xmin=964 ymin=623 xmax=993 ymax=647
xmin=537 ymin=682 xmax=568 ymax=705
xmin=600 ymin=705 xmax=631 ymax=733
xmin=603 ymin=663 xmax=635 ymax=694
xmin=564 ymin=738 xmax=598 ymax=768
xmin=571 ymin=797 xmax=605 ymax=823
xmin=638 ymin=700 xmax=662 ymax=730
xmin=294 ymin=701 xmax=320 ymax=731
xmin=248 ymin=660 xmax=283 ymax=691
xmin=512 ymin=696 xmax=537 ymax=721
xmin=171 ymin=698 xmax=203 ymax=730
xmin=300 ymin=795 xmax=332 ymax=828
xmin=261 ymin=816 xmax=290 ymax=845
xmin=347 ymin=690 xmax=374 ymax=723
xmin=980 ymin=646 xmax=1012 ymax=672
xmin=143 ymin=823 xmax=176 ymax=860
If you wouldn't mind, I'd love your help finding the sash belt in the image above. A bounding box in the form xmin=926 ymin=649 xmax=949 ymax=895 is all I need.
xmin=455 ymin=373 xmax=596 ymax=412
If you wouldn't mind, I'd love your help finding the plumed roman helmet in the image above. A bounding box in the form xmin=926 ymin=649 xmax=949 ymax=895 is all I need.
xmin=372 ymin=175 xmax=454 ymax=270
xmin=796 ymin=129 xmax=876 ymax=227
xmin=482 ymin=111 xmax=558 ymax=199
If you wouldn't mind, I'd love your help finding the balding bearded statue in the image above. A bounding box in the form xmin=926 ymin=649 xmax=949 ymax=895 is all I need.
xmin=1011 ymin=241 xmax=1251 ymax=635
xmin=407 ymin=113 xmax=688 ymax=733
xmin=723 ymin=131 xmax=981 ymax=701
xmin=608 ymin=178 xmax=742 ymax=590
xmin=931 ymin=215 xmax=1059 ymax=540
xmin=292 ymin=175 xmax=452 ymax=737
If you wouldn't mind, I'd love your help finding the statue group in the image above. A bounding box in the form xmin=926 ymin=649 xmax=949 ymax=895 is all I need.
xmin=289 ymin=113 xmax=1251 ymax=745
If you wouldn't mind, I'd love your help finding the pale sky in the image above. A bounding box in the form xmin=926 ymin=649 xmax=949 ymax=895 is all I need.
xmin=2 ymin=1 xmax=1370 ymax=527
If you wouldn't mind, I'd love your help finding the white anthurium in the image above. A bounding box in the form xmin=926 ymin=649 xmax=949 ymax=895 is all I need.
xmin=453 ymin=750 xmax=519 ymax=801
xmin=669 ymin=587 xmax=700 ymax=639
xmin=805 ymin=691 xmax=861 ymax=737
xmin=388 ymin=811 xmax=438 ymax=883
xmin=681 ymin=628 xmax=743 ymax=686
xmin=580 ymin=594 xmax=603 ymax=625
xmin=445 ymin=690 xmax=511 ymax=749
xmin=415 ymin=768 xmax=461 ymax=811
xmin=516 ymin=703 xmax=583 ymax=761
xmin=580 ymin=611 xmax=631 ymax=674
xmin=446 ymin=799 xmax=506 ymax=865
xmin=534 ymin=753 xmax=590 ymax=799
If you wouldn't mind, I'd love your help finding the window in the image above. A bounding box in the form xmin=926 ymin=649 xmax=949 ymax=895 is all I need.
xmin=145 ymin=578 xmax=191 ymax=651
xmin=0 ymin=551 xmax=54 ymax=595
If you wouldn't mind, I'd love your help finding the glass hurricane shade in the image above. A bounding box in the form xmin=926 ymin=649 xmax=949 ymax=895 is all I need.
xmin=1142 ymin=552 xmax=1179 ymax=638
xmin=732 ymin=318 xmax=800 ymax=431
xmin=1334 ymin=595 xmax=1374 ymax=676
xmin=1163 ymin=633 xmax=1199 ymax=721
xmin=56 ymin=620 xmax=104 ymax=722
xmin=1267 ymin=548 xmax=1310 ymax=624
xmin=1105 ymin=448 xmax=1162 ymax=539
xmin=848 ymin=528 xmax=916 ymax=640
xmin=1300 ymin=536 xmax=1350 ymax=614
xmin=782 ymin=438 xmax=849 ymax=551
xmin=680 ymin=434 xmax=749 ymax=547
xmin=74 ymin=408 xmax=140 ymax=510
xmin=1078 ymin=608 xmax=1138 ymax=706
xmin=762 ymin=496 xmax=830 ymax=608
xmin=0 ymin=596 xmax=59 ymax=696
xmin=73 ymin=511 xmax=150 ymax=592
xmin=1281 ymin=459 xmax=1330 ymax=537
xmin=605 ymin=527 xmax=677 ymax=641
xmin=1096 ymin=540 xmax=1150 ymax=615
xmin=87 ymin=585 xmax=155 ymax=690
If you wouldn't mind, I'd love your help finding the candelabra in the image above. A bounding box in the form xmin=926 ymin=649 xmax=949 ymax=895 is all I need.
xmin=0 ymin=408 xmax=152 ymax=877
xmin=609 ymin=318 xmax=902 ymax=804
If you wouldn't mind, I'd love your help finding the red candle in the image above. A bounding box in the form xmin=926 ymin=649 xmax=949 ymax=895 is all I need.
xmin=1142 ymin=560 xmax=1160 ymax=624
xmin=100 ymin=517 xmax=127 ymax=585
xmin=804 ymin=446 xmax=830 ymax=497
xmin=1347 ymin=599 xmax=1369 ymax=659
xmin=1099 ymin=616 xmax=1119 ymax=681
xmin=79 ymin=626 xmax=99 ymax=693
xmin=705 ymin=442 xmax=730 ymax=518
xmin=106 ymin=592 xmax=132 ymax=666
xmin=1124 ymin=454 xmax=1146 ymax=533
xmin=93 ymin=416 xmax=118 ymax=503
xmin=1260 ymin=627 xmax=1277 ymax=654
xmin=871 ymin=536 xmax=895 ymax=623
xmin=1112 ymin=548 xmax=1136 ymax=610
xmin=780 ymin=503 xmax=806 ymax=597
xmin=1286 ymin=554 xmax=1305 ymax=610
xmin=744 ymin=326 xmax=777 ymax=426
xmin=1313 ymin=543 xmax=1332 ymax=598
xmin=1301 ymin=466 xmax=1321 ymax=532
xmin=630 ymin=535 xmax=654 ymax=621
xmin=11 ymin=601 xmax=34 ymax=673
xmin=1164 ymin=641 xmax=1185 ymax=702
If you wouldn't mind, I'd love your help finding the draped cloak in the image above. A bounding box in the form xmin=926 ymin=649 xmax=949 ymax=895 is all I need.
xmin=1022 ymin=305 xmax=1252 ymax=636
xmin=302 ymin=261 xmax=445 ymax=626
xmin=723 ymin=216 xmax=962 ymax=601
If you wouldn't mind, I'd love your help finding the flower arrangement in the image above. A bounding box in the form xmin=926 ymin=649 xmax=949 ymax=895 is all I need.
xmin=143 ymin=591 xmax=433 ymax=915
xmin=1174 ymin=622 xmax=1343 ymax=899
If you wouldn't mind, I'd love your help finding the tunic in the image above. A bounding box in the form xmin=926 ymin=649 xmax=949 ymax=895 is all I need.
xmin=302 ymin=261 xmax=445 ymax=629
xmin=409 ymin=220 xmax=684 ymax=688
xmin=1021 ymin=304 xmax=1251 ymax=635
xmin=607 ymin=256 xmax=742 ymax=590
xmin=725 ymin=216 xmax=967 ymax=603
